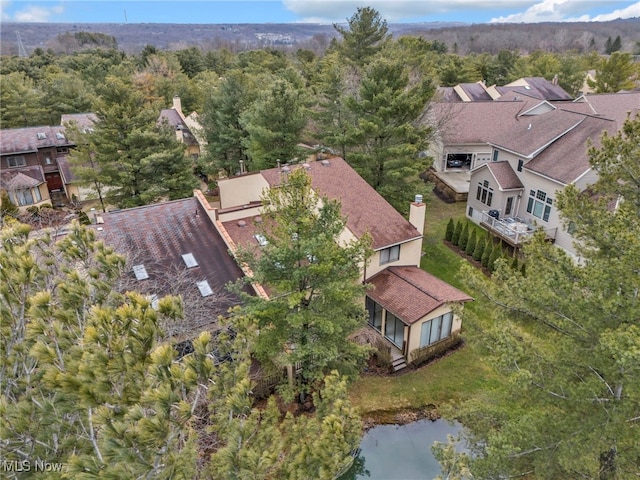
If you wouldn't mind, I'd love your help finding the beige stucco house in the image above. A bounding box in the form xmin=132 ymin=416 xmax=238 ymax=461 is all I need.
xmin=464 ymin=92 xmax=640 ymax=258
xmin=207 ymin=157 xmax=472 ymax=370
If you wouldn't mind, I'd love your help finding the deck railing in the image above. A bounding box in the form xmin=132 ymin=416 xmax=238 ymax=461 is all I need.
xmin=480 ymin=211 xmax=557 ymax=246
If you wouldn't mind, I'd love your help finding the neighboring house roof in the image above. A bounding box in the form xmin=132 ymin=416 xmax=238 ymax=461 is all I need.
xmin=525 ymin=115 xmax=616 ymax=185
xmin=60 ymin=113 xmax=98 ymax=131
xmin=432 ymin=101 xmax=533 ymax=145
xmin=0 ymin=165 xmax=45 ymax=190
xmin=487 ymin=109 xmax=586 ymax=158
xmin=367 ymin=266 xmax=473 ymax=325
xmin=159 ymin=108 xmax=199 ymax=146
xmin=56 ymin=156 xmax=77 ymax=184
xmin=456 ymin=83 xmax=494 ymax=101
xmin=563 ymin=92 xmax=640 ymax=126
xmin=481 ymin=161 xmax=524 ymax=190
xmin=260 ymin=158 xmax=422 ymax=250
xmin=0 ymin=125 xmax=72 ymax=156
xmin=95 ymin=197 xmax=249 ymax=317
xmin=500 ymin=77 xmax=573 ymax=102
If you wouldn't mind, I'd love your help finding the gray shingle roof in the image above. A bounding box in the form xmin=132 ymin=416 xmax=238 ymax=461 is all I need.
xmin=0 ymin=125 xmax=73 ymax=156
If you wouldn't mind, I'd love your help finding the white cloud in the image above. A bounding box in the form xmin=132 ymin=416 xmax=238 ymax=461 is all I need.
xmin=283 ymin=0 xmax=536 ymax=23
xmin=282 ymin=0 xmax=639 ymax=24
xmin=589 ymin=1 xmax=640 ymax=21
xmin=491 ymin=0 xmax=640 ymax=23
xmin=3 ymin=2 xmax=64 ymax=22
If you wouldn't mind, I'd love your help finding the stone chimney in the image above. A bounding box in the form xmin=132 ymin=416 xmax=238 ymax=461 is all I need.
xmin=409 ymin=194 xmax=426 ymax=235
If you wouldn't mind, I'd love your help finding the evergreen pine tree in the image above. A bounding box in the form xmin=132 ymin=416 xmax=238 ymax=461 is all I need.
xmin=473 ymin=234 xmax=485 ymax=262
xmin=451 ymin=220 xmax=462 ymax=246
xmin=488 ymin=244 xmax=503 ymax=272
xmin=481 ymin=240 xmax=493 ymax=269
xmin=445 ymin=218 xmax=455 ymax=242
xmin=458 ymin=223 xmax=469 ymax=250
xmin=465 ymin=229 xmax=477 ymax=256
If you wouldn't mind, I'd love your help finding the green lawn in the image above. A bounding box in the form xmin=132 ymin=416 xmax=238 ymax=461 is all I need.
xmin=349 ymin=192 xmax=501 ymax=419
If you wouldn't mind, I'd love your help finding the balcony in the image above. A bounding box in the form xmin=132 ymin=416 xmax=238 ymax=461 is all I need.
xmin=480 ymin=211 xmax=556 ymax=248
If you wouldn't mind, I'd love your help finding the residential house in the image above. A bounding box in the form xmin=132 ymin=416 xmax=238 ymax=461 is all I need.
xmin=158 ymin=96 xmax=201 ymax=159
xmin=0 ymin=125 xmax=75 ymax=209
xmin=465 ymin=92 xmax=640 ymax=258
xmin=212 ymin=158 xmax=473 ymax=370
xmin=437 ymin=77 xmax=572 ymax=104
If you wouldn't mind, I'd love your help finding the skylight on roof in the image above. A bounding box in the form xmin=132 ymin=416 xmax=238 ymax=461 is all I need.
xmin=36 ymin=132 xmax=47 ymax=140
xmin=182 ymin=253 xmax=198 ymax=268
xmin=196 ymin=280 xmax=213 ymax=297
xmin=56 ymin=132 xmax=65 ymax=140
xmin=132 ymin=264 xmax=149 ymax=280
xmin=254 ymin=234 xmax=268 ymax=247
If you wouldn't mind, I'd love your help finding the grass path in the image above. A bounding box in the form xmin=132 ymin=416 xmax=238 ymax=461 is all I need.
xmin=348 ymin=192 xmax=500 ymax=421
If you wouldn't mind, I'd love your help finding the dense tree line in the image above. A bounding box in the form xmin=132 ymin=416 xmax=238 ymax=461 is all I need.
xmin=2 ymin=9 xmax=638 ymax=212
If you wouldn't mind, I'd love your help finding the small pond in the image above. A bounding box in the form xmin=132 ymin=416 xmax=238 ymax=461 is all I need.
xmin=339 ymin=419 xmax=463 ymax=480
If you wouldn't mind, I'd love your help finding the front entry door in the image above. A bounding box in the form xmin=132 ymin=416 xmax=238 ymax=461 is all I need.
xmin=45 ymin=172 xmax=63 ymax=192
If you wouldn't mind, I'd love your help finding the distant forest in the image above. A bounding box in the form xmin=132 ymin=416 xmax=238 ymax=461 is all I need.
xmin=1 ymin=18 xmax=639 ymax=56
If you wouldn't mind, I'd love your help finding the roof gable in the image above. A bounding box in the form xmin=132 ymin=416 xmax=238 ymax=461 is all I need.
xmin=486 ymin=162 xmax=524 ymax=190
xmin=260 ymin=158 xmax=421 ymax=250
xmin=367 ymin=266 xmax=472 ymax=324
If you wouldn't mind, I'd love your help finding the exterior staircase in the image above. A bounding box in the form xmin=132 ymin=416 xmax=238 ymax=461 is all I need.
xmin=389 ymin=344 xmax=408 ymax=372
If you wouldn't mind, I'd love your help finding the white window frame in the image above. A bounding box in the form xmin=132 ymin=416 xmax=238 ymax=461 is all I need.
xmin=526 ymin=189 xmax=552 ymax=222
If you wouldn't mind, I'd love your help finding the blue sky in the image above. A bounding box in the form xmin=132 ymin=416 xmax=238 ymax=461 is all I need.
xmin=1 ymin=0 xmax=639 ymax=24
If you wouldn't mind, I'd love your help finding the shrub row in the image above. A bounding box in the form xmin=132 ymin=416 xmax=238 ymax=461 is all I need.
xmin=445 ymin=218 xmax=525 ymax=275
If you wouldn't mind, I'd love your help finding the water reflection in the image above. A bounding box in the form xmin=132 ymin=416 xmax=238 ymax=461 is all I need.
xmin=339 ymin=419 xmax=462 ymax=480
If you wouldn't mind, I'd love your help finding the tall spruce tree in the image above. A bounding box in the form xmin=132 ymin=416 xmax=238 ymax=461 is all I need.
xmin=74 ymin=74 xmax=196 ymax=208
xmin=333 ymin=7 xmax=390 ymax=66
xmin=240 ymin=77 xmax=307 ymax=171
xmin=344 ymin=55 xmax=435 ymax=213
xmin=233 ymin=168 xmax=372 ymax=401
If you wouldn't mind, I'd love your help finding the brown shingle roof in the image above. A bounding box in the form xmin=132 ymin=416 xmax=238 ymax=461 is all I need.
xmin=433 ymin=101 xmax=532 ymax=145
xmin=0 ymin=126 xmax=72 ymax=156
xmin=525 ymin=115 xmax=616 ymax=185
xmin=260 ymin=158 xmax=421 ymax=250
xmin=561 ymin=92 xmax=640 ymax=126
xmin=486 ymin=161 xmax=523 ymax=190
xmin=488 ymin=109 xmax=585 ymax=157
xmin=367 ymin=266 xmax=473 ymax=325
xmin=96 ymin=197 xmax=249 ymax=315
